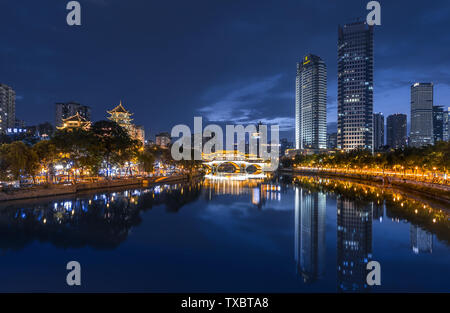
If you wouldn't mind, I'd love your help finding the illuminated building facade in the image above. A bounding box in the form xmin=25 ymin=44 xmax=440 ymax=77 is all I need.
xmin=373 ymin=112 xmax=384 ymax=150
xmin=410 ymin=83 xmax=434 ymax=147
xmin=56 ymin=112 xmax=91 ymax=131
xmin=156 ymin=132 xmax=171 ymax=148
xmin=295 ymin=54 xmax=327 ymax=150
xmin=433 ymin=105 xmax=444 ymax=143
xmin=107 ymin=101 xmax=145 ymax=145
xmin=387 ymin=113 xmax=407 ymax=149
xmin=337 ymin=22 xmax=374 ymax=152
xmin=55 ymin=101 xmax=91 ymax=128
xmin=0 ymin=83 xmax=16 ymax=134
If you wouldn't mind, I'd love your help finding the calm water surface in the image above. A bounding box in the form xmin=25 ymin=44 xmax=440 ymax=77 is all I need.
xmin=0 ymin=175 xmax=449 ymax=292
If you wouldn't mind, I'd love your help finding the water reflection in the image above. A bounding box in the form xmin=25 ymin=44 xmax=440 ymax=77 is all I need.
xmin=336 ymin=198 xmax=372 ymax=292
xmin=294 ymin=187 xmax=326 ymax=283
xmin=0 ymin=182 xmax=202 ymax=250
xmin=0 ymin=175 xmax=448 ymax=292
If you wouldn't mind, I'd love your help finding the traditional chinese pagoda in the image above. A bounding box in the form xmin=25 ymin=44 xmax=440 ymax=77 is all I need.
xmin=56 ymin=112 xmax=91 ymax=131
xmin=107 ymin=100 xmax=134 ymax=133
xmin=107 ymin=101 xmax=145 ymax=145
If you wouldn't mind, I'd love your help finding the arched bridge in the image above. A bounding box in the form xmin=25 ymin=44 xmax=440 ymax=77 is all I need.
xmin=202 ymin=151 xmax=274 ymax=173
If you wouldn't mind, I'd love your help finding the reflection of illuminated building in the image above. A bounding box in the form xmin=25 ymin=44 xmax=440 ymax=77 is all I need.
xmin=294 ymin=187 xmax=326 ymax=283
xmin=372 ymin=202 xmax=384 ymax=222
xmin=410 ymin=225 xmax=433 ymax=254
xmin=203 ymin=178 xmax=280 ymax=207
xmin=337 ymin=198 xmax=372 ymax=292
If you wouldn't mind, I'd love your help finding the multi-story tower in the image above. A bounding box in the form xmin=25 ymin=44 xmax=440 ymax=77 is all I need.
xmin=0 ymin=83 xmax=16 ymax=134
xmin=444 ymin=107 xmax=450 ymax=142
xmin=55 ymin=102 xmax=91 ymax=128
xmin=107 ymin=101 xmax=134 ymax=133
xmin=373 ymin=113 xmax=384 ymax=150
xmin=337 ymin=22 xmax=374 ymax=152
xmin=410 ymin=83 xmax=434 ymax=147
xmin=295 ymin=54 xmax=327 ymax=150
xmin=386 ymin=114 xmax=407 ymax=149
xmin=433 ymin=106 xmax=444 ymax=143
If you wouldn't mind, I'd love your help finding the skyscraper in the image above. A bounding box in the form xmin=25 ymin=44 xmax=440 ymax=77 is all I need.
xmin=373 ymin=113 xmax=384 ymax=150
xmin=295 ymin=54 xmax=327 ymax=150
xmin=55 ymin=101 xmax=91 ymax=128
xmin=410 ymin=83 xmax=434 ymax=147
xmin=444 ymin=107 xmax=450 ymax=142
xmin=387 ymin=113 xmax=407 ymax=149
xmin=337 ymin=22 xmax=374 ymax=152
xmin=433 ymin=105 xmax=444 ymax=143
xmin=0 ymin=83 xmax=16 ymax=134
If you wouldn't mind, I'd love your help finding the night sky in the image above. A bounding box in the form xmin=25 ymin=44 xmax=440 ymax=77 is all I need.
xmin=1 ymin=0 xmax=450 ymax=140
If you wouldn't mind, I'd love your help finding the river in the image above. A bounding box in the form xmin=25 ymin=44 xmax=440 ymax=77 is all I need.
xmin=0 ymin=174 xmax=449 ymax=292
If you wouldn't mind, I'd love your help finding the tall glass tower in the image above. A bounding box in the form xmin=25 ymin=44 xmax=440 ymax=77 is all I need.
xmin=410 ymin=83 xmax=434 ymax=147
xmin=337 ymin=22 xmax=374 ymax=152
xmin=295 ymin=54 xmax=327 ymax=150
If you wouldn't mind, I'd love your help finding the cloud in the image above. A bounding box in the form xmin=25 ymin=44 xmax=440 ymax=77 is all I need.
xmin=197 ymin=74 xmax=293 ymax=130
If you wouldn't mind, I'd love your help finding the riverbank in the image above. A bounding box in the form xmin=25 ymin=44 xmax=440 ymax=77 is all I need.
xmin=0 ymin=172 xmax=204 ymax=202
xmin=280 ymin=168 xmax=450 ymax=204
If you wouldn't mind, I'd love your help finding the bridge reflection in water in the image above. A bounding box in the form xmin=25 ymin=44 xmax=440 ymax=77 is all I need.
xmin=0 ymin=175 xmax=448 ymax=292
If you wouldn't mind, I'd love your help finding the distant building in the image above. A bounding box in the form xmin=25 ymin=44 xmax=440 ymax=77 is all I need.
xmin=55 ymin=102 xmax=91 ymax=128
xmin=444 ymin=107 xmax=450 ymax=142
xmin=433 ymin=106 xmax=444 ymax=143
xmin=410 ymin=83 xmax=434 ymax=147
xmin=387 ymin=114 xmax=407 ymax=149
xmin=337 ymin=22 xmax=374 ymax=152
xmin=156 ymin=132 xmax=171 ymax=148
xmin=327 ymin=133 xmax=337 ymax=149
xmin=0 ymin=83 xmax=16 ymax=134
xmin=295 ymin=54 xmax=327 ymax=151
xmin=14 ymin=118 xmax=25 ymax=129
xmin=280 ymin=138 xmax=294 ymax=156
xmin=56 ymin=112 xmax=91 ymax=131
xmin=373 ymin=113 xmax=384 ymax=150
xmin=133 ymin=125 xmax=145 ymax=145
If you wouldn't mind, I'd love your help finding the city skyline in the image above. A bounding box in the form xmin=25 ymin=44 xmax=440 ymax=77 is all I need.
xmin=1 ymin=1 xmax=450 ymax=141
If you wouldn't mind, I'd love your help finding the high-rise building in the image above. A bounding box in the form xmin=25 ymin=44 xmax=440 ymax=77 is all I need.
xmin=327 ymin=132 xmax=338 ymax=149
xmin=410 ymin=83 xmax=434 ymax=147
xmin=295 ymin=54 xmax=327 ymax=151
xmin=386 ymin=113 xmax=407 ymax=149
xmin=55 ymin=102 xmax=91 ymax=128
xmin=444 ymin=107 xmax=450 ymax=142
xmin=337 ymin=22 xmax=374 ymax=152
xmin=433 ymin=105 xmax=444 ymax=143
xmin=0 ymin=83 xmax=16 ymax=134
xmin=156 ymin=132 xmax=171 ymax=148
xmin=373 ymin=113 xmax=384 ymax=150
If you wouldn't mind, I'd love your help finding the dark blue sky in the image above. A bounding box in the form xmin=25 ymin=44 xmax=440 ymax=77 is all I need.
xmin=1 ymin=0 xmax=449 ymax=140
